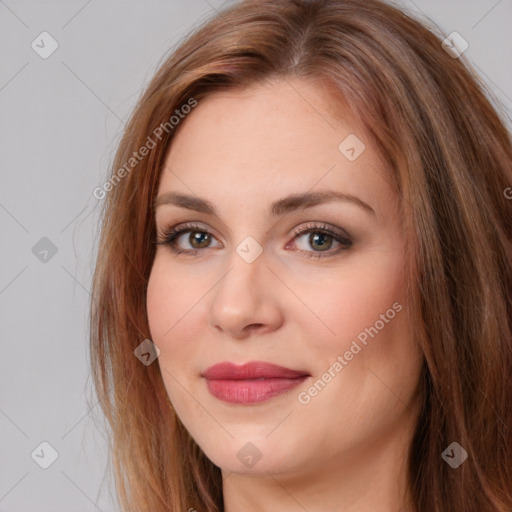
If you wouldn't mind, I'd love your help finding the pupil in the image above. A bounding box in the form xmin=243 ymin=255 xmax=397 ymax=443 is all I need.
xmin=310 ymin=232 xmax=332 ymax=251
xmin=190 ymin=231 xmax=210 ymax=248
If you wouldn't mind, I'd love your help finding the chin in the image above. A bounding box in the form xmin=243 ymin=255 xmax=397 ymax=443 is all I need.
xmin=198 ymin=433 xmax=301 ymax=476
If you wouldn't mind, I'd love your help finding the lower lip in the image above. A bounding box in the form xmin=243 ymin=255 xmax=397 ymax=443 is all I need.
xmin=205 ymin=376 xmax=309 ymax=404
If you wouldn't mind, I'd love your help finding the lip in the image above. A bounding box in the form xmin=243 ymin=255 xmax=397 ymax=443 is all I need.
xmin=202 ymin=361 xmax=310 ymax=404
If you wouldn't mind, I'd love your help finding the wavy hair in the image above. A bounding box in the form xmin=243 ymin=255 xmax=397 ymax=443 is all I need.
xmin=89 ymin=0 xmax=512 ymax=510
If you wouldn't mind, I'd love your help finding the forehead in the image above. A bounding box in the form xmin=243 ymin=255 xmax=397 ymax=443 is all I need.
xmin=166 ymin=78 xmax=363 ymax=167
xmin=159 ymin=78 xmax=394 ymax=217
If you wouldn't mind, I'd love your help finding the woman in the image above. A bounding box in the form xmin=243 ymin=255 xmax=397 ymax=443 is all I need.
xmin=90 ymin=0 xmax=512 ymax=510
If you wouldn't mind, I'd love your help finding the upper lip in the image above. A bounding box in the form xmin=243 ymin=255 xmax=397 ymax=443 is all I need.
xmin=202 ymin=361 xmax=310 ymax=380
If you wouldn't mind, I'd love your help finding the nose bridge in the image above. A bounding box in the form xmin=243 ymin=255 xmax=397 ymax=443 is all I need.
xmin=216 ymin=234 xmax=266 ymax=302
xmin=208 ymin=234 xmax=279 ymax=336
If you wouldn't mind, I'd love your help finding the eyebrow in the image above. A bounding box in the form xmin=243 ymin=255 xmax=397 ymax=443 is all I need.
xmin=153 ymin=190 xmax=375 ymax=217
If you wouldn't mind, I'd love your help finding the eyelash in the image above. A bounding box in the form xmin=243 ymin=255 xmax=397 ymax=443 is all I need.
xmin=154 ymin=222 xmax=353 ymax=259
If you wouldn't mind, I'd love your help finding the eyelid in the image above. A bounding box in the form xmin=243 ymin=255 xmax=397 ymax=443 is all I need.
xmin=290 ymin=222 xmax=352 ymax=244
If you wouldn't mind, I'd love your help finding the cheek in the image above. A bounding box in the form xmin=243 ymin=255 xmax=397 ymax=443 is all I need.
xmin=146 ymin=257 xmax=214 ymax=434
xmin=146 ymin=259 xmax=172 ymax=342
xmin=146 ymin=258 xmax=202 ymax=408
xmin=146 ymin=252 xmax=219 ymax=391
xmin=146 ymin=256 xmax=200 ymax=351
xmin=301 ymin=249 xmax=406 ymax=346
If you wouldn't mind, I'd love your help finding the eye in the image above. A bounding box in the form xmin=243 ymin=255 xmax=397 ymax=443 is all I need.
xmin=155 ymin=222 xmax=222 ymax=255
xmin=287 ymin=222 xmax=353 ymax=259
xmin=154 ymin=221 xmax=353 ymax=259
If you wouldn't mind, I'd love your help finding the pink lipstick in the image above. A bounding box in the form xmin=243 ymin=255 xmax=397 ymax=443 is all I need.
xmin=202 ymin=361 xmax=309 ymax=404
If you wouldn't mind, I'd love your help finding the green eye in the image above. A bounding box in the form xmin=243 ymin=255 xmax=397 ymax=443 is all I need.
xmin=155 ymin=221 xmax=352 ymax=259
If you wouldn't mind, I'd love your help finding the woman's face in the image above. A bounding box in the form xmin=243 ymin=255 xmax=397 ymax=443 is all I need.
xmin=147 ymin=78 xmax=424 ymax=478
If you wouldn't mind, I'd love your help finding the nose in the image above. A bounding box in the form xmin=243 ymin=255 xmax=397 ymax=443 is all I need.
xmin=208 ymin=247 xmax=284 ymax=340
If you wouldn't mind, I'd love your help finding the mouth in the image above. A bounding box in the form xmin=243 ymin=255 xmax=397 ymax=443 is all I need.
xmin=202 ymin=361 xmax=310 ymax=404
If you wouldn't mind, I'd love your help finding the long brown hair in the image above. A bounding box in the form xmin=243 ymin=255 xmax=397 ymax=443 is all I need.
xmin=89 ymin=0 xmax=512 ymax=510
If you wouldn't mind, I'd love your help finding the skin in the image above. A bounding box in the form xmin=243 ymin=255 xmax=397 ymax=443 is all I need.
xmin=146 ymin=77 xmax=424 ymax=512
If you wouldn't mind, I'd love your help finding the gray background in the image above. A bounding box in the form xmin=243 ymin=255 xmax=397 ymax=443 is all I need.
xmin=1 ymin=0 xmax=510 ymax=510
